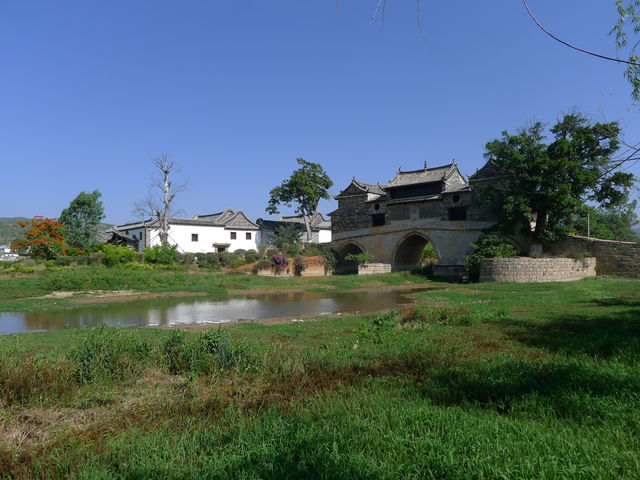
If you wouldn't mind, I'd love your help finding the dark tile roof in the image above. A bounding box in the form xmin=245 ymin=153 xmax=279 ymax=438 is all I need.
xmin=385 ymin=163 xmax=454 ymax=188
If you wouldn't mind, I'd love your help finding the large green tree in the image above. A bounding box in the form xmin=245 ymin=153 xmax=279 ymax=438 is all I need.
xmin=266 ymin=158 xmax=333 ymax=242
xmin=483 ymin=113 xmax=635 ymax=242
xmin=59 ymin=190 xmax=105 ymax=250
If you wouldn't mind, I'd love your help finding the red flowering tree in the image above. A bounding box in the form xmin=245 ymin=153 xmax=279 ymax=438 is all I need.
xmin=11 ymin=217 xmax=83 ymax=259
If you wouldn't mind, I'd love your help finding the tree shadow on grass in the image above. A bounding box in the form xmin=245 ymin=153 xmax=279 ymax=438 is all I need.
xmin=408 ymin=358 xmax=640 ymax=422
xmin=504 ymin=308 xmax=640 ymax=358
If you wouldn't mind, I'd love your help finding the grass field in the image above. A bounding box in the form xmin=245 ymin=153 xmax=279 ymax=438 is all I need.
xmin=1 ymin=276 xmax=639 ymax=478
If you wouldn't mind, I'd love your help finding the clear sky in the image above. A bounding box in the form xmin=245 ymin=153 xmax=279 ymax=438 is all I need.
xmin=1 ymin=1 xmax=638 ymax=224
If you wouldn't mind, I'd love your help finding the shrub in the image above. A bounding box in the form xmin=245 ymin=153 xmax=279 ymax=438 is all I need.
xmin=252 ymin=258 xmax=272 ymax=274
xmin=178 ymin=253 xmax=196 ymax=265
xmin=98 ymin=244 xmax=137 ymax=267
xmin=357 ymin=310 xmax=398 ymax=343
xmin=143 ymin=244 xmax=179 ymax=265
xmin=69 ymin=327 xmax=151 ymax=384
xmin=196 ymin=252 xmax=220 ymax=270
xmin=410 ymin=304 xmax=471 ymax=326
xmin=161 ymin=328 xmax=247 ymax=375
xmin=344 ymin=251 xmax=374 ymax=265
xmin=244 ymin=249 xmax=259 ymax=263
xmin=228 ymin=256 xmax=247 ymax=269
xmin=464 ymin=234 xmax=518 ymax=268
xmin=272 ymin=254 xmax=288 ymax=273
xmin=234 ymin=249 xmax=246 ymax=258
xmin=293 ymin=256 xmax=307 ymax=275
xmin=88 ymin=251 xmax=106 ymax=266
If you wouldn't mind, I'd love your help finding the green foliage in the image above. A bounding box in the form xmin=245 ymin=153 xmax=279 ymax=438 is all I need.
xmin=143 ymin=244 xmax=179 ymax=265
xmin=356 ymin=310 xmax=398 ymax=343
xmin=410 ymin=304 xmax=471 ymax=326
xmin=266 ymin=158 xmax=333 ymax=240
xmin=228 ymin=256 xmax=247 ymax=269
xmin=0 ymin=217 xmax=28 ymax=244
xmin=177 ymin=252 xmax=197 ymax=265
xmin=59 ymin=190 xmax=105 ymax=250
xmin=569 ymin=194 xmax=639 ymax=241
xmin=252 ymin=258 xmax=273 ymax=274
xmin=196 ymin=252 xmax=221 ymax=270
xmin=421 ymin=243 xmax=437 ymax=260
xmin=611 ymin=0 xmax=640 ymax=100
xmin=161 ymin=328 xmax=247 ymax=375
xmin=274 ymin=223 xmax=303 ymax=255
xmin=244 ymin=249 xmax=259 ymax=263
xmin=464 ymin=234 xmax=518 ymax=267
xmin=97 ymin=243 xmax=137 ymax=267
xmin=344 ymin=251 xmax=374 ymax=265
xmin=483 ymin=114 xmax=635 ymax=241
xmin=69 ymin=327 xmax=151 ymax=384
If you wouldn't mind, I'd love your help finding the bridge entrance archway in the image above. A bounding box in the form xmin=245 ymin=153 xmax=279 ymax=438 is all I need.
xmin=335 ymin=242 xmax=365 ymax=275
xmin=392 ymin=233 xmax=439 ymax=272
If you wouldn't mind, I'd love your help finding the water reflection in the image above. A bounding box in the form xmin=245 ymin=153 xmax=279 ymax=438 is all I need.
xmin=0 ymin=289 xmax=428 ymax=334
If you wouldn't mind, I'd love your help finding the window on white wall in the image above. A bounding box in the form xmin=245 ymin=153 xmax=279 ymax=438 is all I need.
xmin=230 ymin=232 xmax=236 ymax=240
xmin=246 ymin=232 xmax=251 ymax=240
xmin=192 ymin=233 xmax=198 ymax=242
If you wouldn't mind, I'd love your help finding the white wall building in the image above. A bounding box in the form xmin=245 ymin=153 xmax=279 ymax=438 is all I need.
xmin=116 ymin=209 xmax=260 ymax=253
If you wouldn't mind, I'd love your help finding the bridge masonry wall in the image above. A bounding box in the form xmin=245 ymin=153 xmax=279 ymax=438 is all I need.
xmin=332 ymin=218 xmax=495 ymax=265
xmin=544 ymin=235 xmax=639 ymax=277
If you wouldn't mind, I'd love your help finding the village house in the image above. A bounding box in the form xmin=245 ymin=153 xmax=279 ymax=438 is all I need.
xmin=256 ymin=212 xmax=332 ymax=247
xmin=115 ymin=208 xmax=260 ymax=253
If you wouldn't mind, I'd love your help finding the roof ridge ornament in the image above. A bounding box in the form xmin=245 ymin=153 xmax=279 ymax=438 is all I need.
xmin=424 ymin=160 xmax=427 ymax=170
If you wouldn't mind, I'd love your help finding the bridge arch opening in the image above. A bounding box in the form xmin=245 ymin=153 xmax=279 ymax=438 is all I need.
xmin=393 ymin=233 xmax=439 ymax=271
xmin=335 ymin=242 xmax=365 ymax=275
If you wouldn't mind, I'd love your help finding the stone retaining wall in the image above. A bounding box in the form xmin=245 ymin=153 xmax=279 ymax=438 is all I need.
xmin=480 ymin=257 xmax=596 ymax=283
xmin=544 ymin=235 xmax=639 ymax=277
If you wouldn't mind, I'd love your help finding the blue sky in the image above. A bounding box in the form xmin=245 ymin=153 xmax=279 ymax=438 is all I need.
xmin=1 ymin=1 xmax=638 ymax=224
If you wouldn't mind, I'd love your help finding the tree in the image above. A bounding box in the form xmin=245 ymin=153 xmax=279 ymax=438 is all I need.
xmin=134 ymin=153 xmax=187 ymax=245
xmin=266 ymin=158 xmax=333 ymax=242
xmin=11 ymin=217 xmax=83 ymax=259
xmin=274 ymin=223 xmax=304 ymax=255
xmin=59 ymin=190 xmax=105 ymax=250
xmin=482 ymin=113 xmax=635 ymax=242
xmin=570 ymin=192 xmax=639 ymax=241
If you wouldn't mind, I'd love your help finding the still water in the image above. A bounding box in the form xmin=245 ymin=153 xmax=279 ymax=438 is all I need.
xmin=0 ymin=289 xmax=429 ymax=334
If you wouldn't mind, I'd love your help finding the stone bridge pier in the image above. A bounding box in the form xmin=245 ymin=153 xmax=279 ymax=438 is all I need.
xmin=331 ymin=219 xmax=495 ymax=279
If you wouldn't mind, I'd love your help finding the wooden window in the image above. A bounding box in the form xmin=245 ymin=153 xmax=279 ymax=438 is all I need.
xmin=448 ymin=206 xmax=467 ymax=221
xmin=139 ymin=232 xmax=142 ymax=240
xmin=230 ymin=232 xmax=237 ymax=240
xmin=246 ymin=232 xmax=251 ymax=240
xmin=191 ymin=233 xmax=198 ymax=242
xmin=372 ymin=214 xmax=385 ymax=227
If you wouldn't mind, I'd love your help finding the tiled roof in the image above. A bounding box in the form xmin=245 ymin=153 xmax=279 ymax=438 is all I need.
xmin=385 ymin=164 xmax=454 ymax=188
xmin=279 ymin=211 xmax=331 ymax=229
xmin=116 ymin=208 xmax=259 ymax=231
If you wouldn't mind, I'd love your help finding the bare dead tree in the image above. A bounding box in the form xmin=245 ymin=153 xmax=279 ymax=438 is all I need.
xmin=134 ymin=153 xmax=188 ymax=245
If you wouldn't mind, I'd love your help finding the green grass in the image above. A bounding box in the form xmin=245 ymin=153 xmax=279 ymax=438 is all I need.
xmin=0 ymin=276 xmax=639 ymax=478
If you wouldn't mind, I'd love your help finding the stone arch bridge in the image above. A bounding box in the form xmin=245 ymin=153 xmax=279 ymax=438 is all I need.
xmin=331 ymin=218 xmax=495 ymax=278
xmin=328 ymin=160 xmax=512 ymax=279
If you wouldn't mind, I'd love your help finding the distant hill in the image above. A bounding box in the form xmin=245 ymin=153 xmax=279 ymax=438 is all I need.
xmin=0 ymin=217 xmax=113 ymax=245
xmin=0 ymin=217 xmax=29 ymax=245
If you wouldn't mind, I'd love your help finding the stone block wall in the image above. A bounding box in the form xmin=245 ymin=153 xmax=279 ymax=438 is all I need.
xmin=480 ymin=257 xmax=596 ymax=283
xmin=544 ymin=235 xmax=639 ymax=277
xmin=358 ymin=263 xmax=392 ymax=275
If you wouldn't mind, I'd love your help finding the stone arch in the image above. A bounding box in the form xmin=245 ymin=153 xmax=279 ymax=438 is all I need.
xmin=335 ymin=241 xmax=366 ymax=275
xmin=392 ymin=232 xmax=440 ymax=272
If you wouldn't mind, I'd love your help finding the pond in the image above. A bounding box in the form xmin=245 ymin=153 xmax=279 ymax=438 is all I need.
xmin=0 ymin=288 xmax=435 ymax=334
